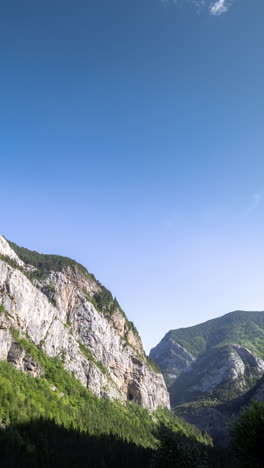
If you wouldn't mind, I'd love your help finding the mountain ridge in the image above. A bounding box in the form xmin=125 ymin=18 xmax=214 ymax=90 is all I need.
xmin=150 ymin=310 xmax=264 ymax=387
xmin=0 ymin=234 xmax=169 ymax=410
xmin=150 ymin=310 xmax=264 ymax=444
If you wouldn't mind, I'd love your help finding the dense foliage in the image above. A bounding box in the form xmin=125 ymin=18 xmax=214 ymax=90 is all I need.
xmin=229 ymin=401 xmax=264 ymax=467
xmin=0 ymin=420 xmax=152 ymax=468
xmin=0 ymin=356 xmax=210 ymax=450
xmin=152 ymin=423 xmax=209 ymax=468
xmin=0 ymin=417 xmax=214 ymax=468
xmin=7 ymin=239 xmax=94 ymax=279
xmin=0 ymin=328 xmax=213 ymax=467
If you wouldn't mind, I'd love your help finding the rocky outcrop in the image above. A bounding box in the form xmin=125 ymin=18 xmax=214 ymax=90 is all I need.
xmin=0 ymin=236 xmax=25 ymax=267
xmin=150 ymin=336 xmax=194 ymax=387
xmin=7 ymin=341 xmax=43 ymax=377
xmin=0 ymin=235 xmax=169 ymax=411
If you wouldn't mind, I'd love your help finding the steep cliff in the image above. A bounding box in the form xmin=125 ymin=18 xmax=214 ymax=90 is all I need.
xmin=0 ymin=234 xmax=169 ymax=411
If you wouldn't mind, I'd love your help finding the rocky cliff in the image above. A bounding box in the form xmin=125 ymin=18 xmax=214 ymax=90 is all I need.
xmin=0 ymin=235 xmax=169 ymax=411
xmin=150 ymin=311 xmax=264 ymax=443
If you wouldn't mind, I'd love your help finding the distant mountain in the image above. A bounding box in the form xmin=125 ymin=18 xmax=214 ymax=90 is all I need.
xmin=150 ymin=311 xmax=264 ymax=444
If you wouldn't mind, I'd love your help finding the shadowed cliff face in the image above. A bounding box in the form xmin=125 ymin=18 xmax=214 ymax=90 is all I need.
xmin=170 ymin=344 xmax=264 ymax=406
xmin=0 ymin=234 xmax=169 ymax=411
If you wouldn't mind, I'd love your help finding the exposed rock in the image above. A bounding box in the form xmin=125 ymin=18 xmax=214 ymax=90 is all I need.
xmin=0 ymin=236 xmax=36 ymax=273
xmin=0 ymin=316 xmax=12 ymax=361
xmin=0 ymin=236 xmax=25 ymax=267
xmin=233 ymin=345 xmax=264 ymax=373
xmin=150 ymin=337 xmax=194 ymax=387
xmin=7 ymin=341 xmax=43 ymax=377
xmin=0 ymin=235 xmax=169 ymax=411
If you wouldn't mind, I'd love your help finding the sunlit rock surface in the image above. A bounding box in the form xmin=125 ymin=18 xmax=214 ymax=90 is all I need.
xmin=0 ymin=234 xmax=169 ymax=411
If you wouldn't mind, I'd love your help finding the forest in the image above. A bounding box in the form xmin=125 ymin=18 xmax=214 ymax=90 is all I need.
xmin=0 ymin=352 xmax=262 ymax=467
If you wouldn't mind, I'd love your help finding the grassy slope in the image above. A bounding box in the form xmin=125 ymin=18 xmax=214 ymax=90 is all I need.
xmin=167 ymin=310 xmax=264 ymax=359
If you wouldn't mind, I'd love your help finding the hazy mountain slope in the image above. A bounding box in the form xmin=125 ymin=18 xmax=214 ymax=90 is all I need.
xmin=174 ymin=369 xmax=264 ymax=447
xmin=0 ymin=234 xmax=169 ymax=410
xmin=150 ymin=311 xmax=264 ymax=388
xmin=150 ymin=311 xmax=264 ymax=444
xmin=170 ymin=343 xmax=264 ymax=406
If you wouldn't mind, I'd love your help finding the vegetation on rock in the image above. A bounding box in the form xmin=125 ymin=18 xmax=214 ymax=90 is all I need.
xmin=6 ymin=238 xmax=140 ymax=338
xmin=0 ymin=329 xmax=212 ymax=467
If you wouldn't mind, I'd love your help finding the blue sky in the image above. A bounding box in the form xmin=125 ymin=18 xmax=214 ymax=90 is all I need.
xmin=1 ymin=0 xmax=264 ymax=352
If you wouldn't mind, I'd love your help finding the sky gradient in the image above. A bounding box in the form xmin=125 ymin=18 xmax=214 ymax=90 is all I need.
xmin=1 ymin=0 xmax=264 ymax=352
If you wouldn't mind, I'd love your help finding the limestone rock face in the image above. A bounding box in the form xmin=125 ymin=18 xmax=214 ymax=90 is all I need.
xmin=0 ymin=236 xmax=25 ymax=267
xmin=0 ymin=235 xmax=169 ymax=411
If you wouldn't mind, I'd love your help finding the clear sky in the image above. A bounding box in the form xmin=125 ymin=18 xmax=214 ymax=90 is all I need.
xmin=1 ymin=0 xmax=264 ymax=352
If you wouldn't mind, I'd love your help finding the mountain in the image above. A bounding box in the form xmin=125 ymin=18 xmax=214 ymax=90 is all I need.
xmin=0 ymin=234 xmax=215 ymax=466
xmin=150 ymin=311 xmax=264 ymax=444
xmin=0 ymin=234 xmax=169 ymax=410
